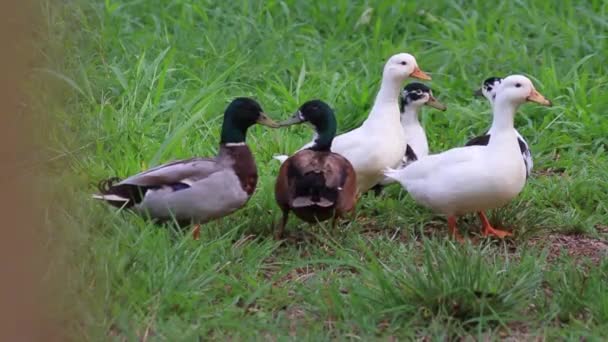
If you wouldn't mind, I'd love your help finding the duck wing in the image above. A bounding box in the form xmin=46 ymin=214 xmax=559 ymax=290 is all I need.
xmin=394 ymin=146 xmax=481 ymax=181
xmin=119 ymin=157 xmax=220 ymax=186
xmin=94 ymin=157 xmax=221 ymax=208
xmin=467 ymin=133 xmax=532 ymax=177
xmin=285 ymin=150 xmax=352 ymax=208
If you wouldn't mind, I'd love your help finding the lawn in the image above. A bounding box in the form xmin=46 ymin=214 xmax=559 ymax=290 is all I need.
xmin=41 ymin=0 xmax=608 ymax=340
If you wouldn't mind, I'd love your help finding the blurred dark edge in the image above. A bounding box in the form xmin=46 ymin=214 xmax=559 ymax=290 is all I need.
xmin=0 ymin=0 xmax=64 ymax=340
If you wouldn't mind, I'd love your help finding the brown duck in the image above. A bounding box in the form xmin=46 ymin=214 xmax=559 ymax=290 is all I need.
xmin=274 ymin=100 xmax=357 ymax=239
xmin=92 ymin=98 xmax=278 ymax=239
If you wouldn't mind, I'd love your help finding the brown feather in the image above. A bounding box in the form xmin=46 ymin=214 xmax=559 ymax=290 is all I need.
xmin=225 ymin=145 xmax=258 ymax=195
xmin=274 ymin=149 xmax=357 ymax=225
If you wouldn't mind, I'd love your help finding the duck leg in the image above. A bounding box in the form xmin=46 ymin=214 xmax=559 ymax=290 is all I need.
xmin=275 ymin=210 xmax=289 ymax=240
xmin=447 ymin=216 xmax=464 ymax=242
xmin=371 ymin=184 xmax=384 ymax=197
xmin=192 ymin=224 xmax=201 ymax=240
xmin=477 ymin=212 xmax=512 ymax=238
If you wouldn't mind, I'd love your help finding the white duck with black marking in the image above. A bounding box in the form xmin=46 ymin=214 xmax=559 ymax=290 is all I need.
xmin=384 ymin=75 xmax=552 ymax=240
xmin=467 ymin=77 xmax=533 ymax=177
xmin=374 ymin=82 xmax=446 ymax=192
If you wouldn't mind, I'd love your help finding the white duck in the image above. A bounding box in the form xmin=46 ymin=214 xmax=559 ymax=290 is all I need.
xmin=467 ymin=77 xmax=533 ymax=177
xmin=274 ymin=53 xmax=431 ymax=193
xmin=373 ymin=82 xmax=446 ymax=192
xmin=384 ymin=75 xmax=551 ymax=240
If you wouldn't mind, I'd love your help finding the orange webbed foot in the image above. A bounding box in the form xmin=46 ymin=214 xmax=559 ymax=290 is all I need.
xmin=448 ymin=216 xmax=465 ymax=243
xmin=477 ymin=212 xmax=512 ymax=239
xmin=482 ymin=225 xmax=512 ymax=239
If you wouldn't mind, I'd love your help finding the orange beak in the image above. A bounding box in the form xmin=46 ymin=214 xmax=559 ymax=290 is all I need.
xmin=526 ymin=89 xmax=552 ymax=107
xmin=410 ymin=67 xmax=432 ymax=80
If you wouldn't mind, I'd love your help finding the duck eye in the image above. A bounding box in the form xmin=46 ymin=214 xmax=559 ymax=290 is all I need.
xmin=515 ymin=83 xmax=522 ymax=88
xmin=400 ymin=61 xmax=407 ymax=66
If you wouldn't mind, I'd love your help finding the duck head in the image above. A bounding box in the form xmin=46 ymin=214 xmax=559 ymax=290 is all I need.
xmin=400 ymin=82 xmax=447 ymax=112
xmin=383 ymin=53 xmax=431 ymax=83
xmin=220 ymin=97 xmax=279 ymax=144
xmin=278 ymin=100 xmax=337 ymax=151
xmin=494 ymin=75 xmax=552 ymax=107
xmin=474 ymin=76 xmax=503 ymax=102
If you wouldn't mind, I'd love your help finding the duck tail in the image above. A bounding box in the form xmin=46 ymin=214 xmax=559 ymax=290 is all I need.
xmin=382 ymin=167 xmax=401 ymax=180
xmin=291 ymin=172 xmax=337 ymax=208
xmin=272 ymin=155 xmax=288 ymax=163
xmin=92 ymin=177 xmax=134 ymax=208
xmin=97 ymin=177 xmax=121 ymax=194
xmin=291 ymin=197 xmax=334 ymax=208
xmin=382 ymin=167 xmax=408 ymax=185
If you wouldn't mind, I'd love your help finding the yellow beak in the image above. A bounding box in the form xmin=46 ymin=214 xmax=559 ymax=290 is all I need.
xmin=526 ymin=89 xmax=552 ymax=107
xmin=410 ymin=67 xmax=432 ymax=80
xmin=256 ymin=113 xmax=280 ymax=128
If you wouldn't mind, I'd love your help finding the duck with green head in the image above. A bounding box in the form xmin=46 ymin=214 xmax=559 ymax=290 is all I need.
xmin=274 ymin=100 xmax=357 ymax=239
xmin=93 ymin=98 xmax=278 ymax=239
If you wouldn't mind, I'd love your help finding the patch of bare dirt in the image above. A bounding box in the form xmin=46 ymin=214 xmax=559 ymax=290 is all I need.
xmin=529 ymin=232 xmax=608 ymax=264
xmin=596 ymin=224 xmax=608 ymax=235
xmin=285 ymin=306 xmax=306 ymax=337
xmin=533 ymin=167 xmax=566 ymax=177
xmin=498 ymin=322 xmax=540 ymax=342
xmin=279 ymin=266 xmax=317 ymax=284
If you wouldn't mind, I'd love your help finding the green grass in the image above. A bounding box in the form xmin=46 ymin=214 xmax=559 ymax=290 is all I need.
xmin=38 ymin=0 xmax=608 ymax=339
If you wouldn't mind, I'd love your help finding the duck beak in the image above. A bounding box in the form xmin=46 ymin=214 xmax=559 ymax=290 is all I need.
xmin=526 ymin=89 xmax=552 ymax=107
xmin=425 ymin=95 xmax=447 ymax=111
xmin=473 ymin=88 xmax=484 ymax=97
xmin=277 ymin=111 xmax=305 ymax=127
xmin=256 ymin=112 xmax=280 ymax=128
xmin=410 ymin=67 xmax=432 ymax=80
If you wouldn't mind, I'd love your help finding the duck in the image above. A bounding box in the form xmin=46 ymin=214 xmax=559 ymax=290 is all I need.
xmin=273 ymin=53 xmax=431 ymax=194
xmin=371 ymin=82 xmax=447 ymax=195
xmin=467 ymin=76 xmax=533 ymax=177
xmin=274 ymin=100 xmax=357 ymax=239
xmin=384 ymin=75 xmax=551 ymax=240
xmin=92 ymin=98 xmax=279 ymax=239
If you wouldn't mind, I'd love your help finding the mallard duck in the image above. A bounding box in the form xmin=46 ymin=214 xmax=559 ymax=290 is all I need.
xmin=372 ymin=82 xmax=446 ymax=194
xmin=274 ymin=100 xmax=357 ymax=239
xmin=92 ymin=98 xmax=278 ymax=239
xmin=468 ymin=77 xmax=533 ymax=177
xmin=274 ymin=53 xmax=431 ymax=193
xmin=384 ymin=75 xmax=551 ymax=240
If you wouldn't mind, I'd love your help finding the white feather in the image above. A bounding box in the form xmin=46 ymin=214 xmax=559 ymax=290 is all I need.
xmin=276 ymin=53 xmax=425 ymax=193
xmin=91 ymin=194 xmax=129 ymax=202
xmin=484 ymin=78 xmax=534 ymax=177
xmin=387 ymin=75 xmax=544 ymax=217
xmin=273 ymin=155 xmax=289 ymax=163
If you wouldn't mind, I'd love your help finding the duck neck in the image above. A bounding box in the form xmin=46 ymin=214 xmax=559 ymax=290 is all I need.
xmin=309 ymin=115 xmax=337 ymax=152
xmin=366 ymin=75 xmax=402 ymax=122
xmin=220 ymin=118 xmax=248 ymax=144
xmin=485 ymin=101 xmax=500 ymax=134
xmin=401 ymin=104 xmax=428 ymax=156
xmin=488 ymin=99 xmax=518 ymax=140
xmin=400 ymin=105 xmax=421 ymax=127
